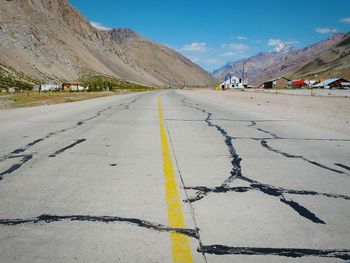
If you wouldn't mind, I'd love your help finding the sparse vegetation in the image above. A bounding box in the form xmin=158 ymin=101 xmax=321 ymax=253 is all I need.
xmin=0 ymin=62 xmax=40 ymax=91
xmin=3 ymin=91 xmax=116 ymax=108
xmin=79 ymin=75 xmax=156 ymax=92
xmin=0 ymin=73 xmax=157 ymax=108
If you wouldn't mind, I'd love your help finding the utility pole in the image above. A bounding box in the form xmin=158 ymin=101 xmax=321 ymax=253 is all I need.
xmin=242 ymin=60 xmax=248 ymax=87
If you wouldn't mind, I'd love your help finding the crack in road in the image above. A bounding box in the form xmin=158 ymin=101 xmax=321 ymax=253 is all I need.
xmin=0 ymin=97 xmax=140 ymax=180
xmin=179 ymin=98 xmax=350 ymax=225
xmin=185 ymin=185 xmax=350 ymax=202
xmin=0 ymin=154 xmax=33 ymax=180
xmin=260 ymin=140 xmax=345 ymax=174
xmin=48 ymin=139 xmax=86 ymax=158
xmin=335 ymin=163 xmax=350 ymax=172
xmin=279 ymin=198 xmax=325 ymax=224
xmin=76 ymin=106 xmax=113 ymax=126
xmin=198 ymin=244 xmax=350 ymax=260
xmin=166 ymin=118 xmax=286 ymax=123
xmin=227 ymin=136 xmax=350 ymax=141
xmin=164 ymin=114 xmax=208 ymax=262
xmin=250 ymin=122 xmax=280 ymax=139
xmin=246 ymin=121 xmax=346 ymax=175
xmin=0 ymin=214 xmax=199 ymax=239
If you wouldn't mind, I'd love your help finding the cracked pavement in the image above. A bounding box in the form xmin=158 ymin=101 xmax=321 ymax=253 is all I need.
xmin=0 ymin=90 xmax=349 ymax=262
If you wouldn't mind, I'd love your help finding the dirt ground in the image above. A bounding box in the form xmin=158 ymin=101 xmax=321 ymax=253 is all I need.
xmin=194 ymin=89 xmax=350 ymax=134
xmin=248 ymin=88 xmax=350 ymax=97
xmin=0 ymin=91 xmax=128 ymax=108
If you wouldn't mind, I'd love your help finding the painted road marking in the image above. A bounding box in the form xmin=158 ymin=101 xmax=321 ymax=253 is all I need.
xmin=158 ymin=96 xmax=193 ymax=263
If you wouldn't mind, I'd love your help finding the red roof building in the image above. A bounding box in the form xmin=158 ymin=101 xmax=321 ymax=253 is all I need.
xmin=291 ymin=79 xmax=306 ymax=88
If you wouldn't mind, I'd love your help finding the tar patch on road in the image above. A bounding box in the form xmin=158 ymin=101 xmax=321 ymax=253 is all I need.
xmin=180 ymin=97 xmax=350 ymax=261
xmin=180 ymin=98 xmax=350 ymax=225
xmin=260 ymin=139 xmax=345 ymax=174
xmin=0 ymin=97 xmax=140 ymax=181
xmin=0 ymin=154 xmax=33 ymax=180
xmin=335 ymin=163 xmax=350 ymax=171
xmin=0 ymin=214 xmax=199 ymax=239
xmin=48 ymin=139 xmax=86 ymax=158
xmin=198 ymin=245 xmax=350 ymax=260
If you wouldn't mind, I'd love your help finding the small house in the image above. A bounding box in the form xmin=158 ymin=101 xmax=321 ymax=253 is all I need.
xmin=62 ymin=83 xmax=84 ymax=91
xmin=291 ymin=79 xmax=307 ymax=88
xmin=40 ymin=84 xmax=60 ymax=91
xmin=263 ymin=77 xmax=290 ymax=89
xmin=69 ymin=85 xmax=85 ymax=91
xmin=340 ymin=81 xmax=350 ymax=89
xmin=220 ymin=75 xmax=243 ymax=90
xmin=313 ymin=78 xmax=349 ymax=89
xmin=305 ymin=80 xmax=318 ymax=87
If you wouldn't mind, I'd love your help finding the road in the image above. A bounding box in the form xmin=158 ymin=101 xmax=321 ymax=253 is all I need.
xmin=0 ymin=90 xmax=349 ymax=263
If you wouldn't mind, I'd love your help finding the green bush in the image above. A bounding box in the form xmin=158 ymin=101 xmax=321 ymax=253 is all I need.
xmin=79 ymin=75 xmax=155 ymax=92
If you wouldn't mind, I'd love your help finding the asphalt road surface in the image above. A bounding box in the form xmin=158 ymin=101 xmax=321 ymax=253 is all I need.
xmin=0 ymin=90 xmax=349 ymax=263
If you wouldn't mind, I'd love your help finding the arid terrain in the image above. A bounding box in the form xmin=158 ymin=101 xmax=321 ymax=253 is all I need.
xmin=0 ymin=0 xmax=215 ymax=87
xmin=214 ymin=33 xmax=350 ymax=86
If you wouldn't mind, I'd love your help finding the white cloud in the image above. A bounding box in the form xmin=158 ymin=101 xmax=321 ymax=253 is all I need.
xmin=181 ymin=42 xmax=207 ymax=52
xmin=340 ymin=17 xmax=350 ymax=24
xmin=237 ymin=36 xmax=248 ymax=40
xmin=315 ymin=27 xmax=338 ymax=34
xmin=222 ymin=52 xmax=237 ymax=57
xmin=221 ymin=43 xmax=248 ymax=51
xmin=267 ymin=39 xmax=298 ymax=52
xmin=90 ymin=21 xmax=111 ymax=30
xmin=255 ymin=40 xmax=261 ymax=43
xmin=268 ymin=39 xmax=287 ymax=52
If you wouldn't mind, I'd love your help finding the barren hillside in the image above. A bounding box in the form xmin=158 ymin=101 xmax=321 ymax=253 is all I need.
xmin=0 ymin=0 xmax=215 ymax=87
xmin=213 ymin=33 xmax=350 ymax=85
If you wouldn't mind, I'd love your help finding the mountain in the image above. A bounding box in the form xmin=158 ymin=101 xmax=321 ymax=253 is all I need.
xmin=213 ymin=33 xmax=350 ymax=86
xmin=0 ymin=0 xmax=215 ymax=87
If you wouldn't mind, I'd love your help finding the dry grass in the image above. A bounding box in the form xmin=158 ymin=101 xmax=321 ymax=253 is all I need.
xmin=0 ymin=91 xmax=131 ymax=108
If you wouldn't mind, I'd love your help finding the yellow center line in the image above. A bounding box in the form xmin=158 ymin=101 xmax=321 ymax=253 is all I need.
xmin=158 ymin=96 xmax=193 ymax=263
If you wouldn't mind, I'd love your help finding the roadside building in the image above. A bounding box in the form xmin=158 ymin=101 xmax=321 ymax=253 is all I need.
xmin=341 ymin=81 xmax=350 ymax=89
xmin=220 ymin=75 xmax=243 ymax=90
xmin=62 ymin=83 xmax=84 ymax=91
xmin=69 ymin=85 xmax=85 ymax=91
xmin=263 ymin=77 xmax=290 ymax=89
xmin=291 ymin=79 xmax=307 ymax=88
xmin=305 ymin=80 xmax=317 ymax=87
xmin=257 ymin=83 xmax=265 ymax=89
xmin=39 ymin=84 xmax=60 ymax=91
xmin=313 ymin=78 xmax=349 ymax=89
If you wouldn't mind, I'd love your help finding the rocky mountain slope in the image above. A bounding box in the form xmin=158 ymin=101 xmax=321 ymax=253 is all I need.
xmin=0 ymin=0 xmax=215 ymax=87
xmin=213 ymin=33 xmax=350 ymax=86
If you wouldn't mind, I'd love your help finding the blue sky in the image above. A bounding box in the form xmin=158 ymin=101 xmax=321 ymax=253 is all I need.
xmin=69 ymin=0 xmax=350 ymax=72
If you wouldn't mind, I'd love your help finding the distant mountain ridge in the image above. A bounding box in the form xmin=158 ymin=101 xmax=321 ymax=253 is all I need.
xmin=213 ymin=33 xmax=350 ymax=86
xmin=0 ymin=0 xmax=215 ymax=87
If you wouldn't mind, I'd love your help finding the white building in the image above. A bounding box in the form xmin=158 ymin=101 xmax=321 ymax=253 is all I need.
xmin=70 ymin=85 xmax=85 ymax=91
xmin=40 ymin=84 xmax=60 ymax=91
xmin=220 ymin=76 xmax=243 ymax=89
